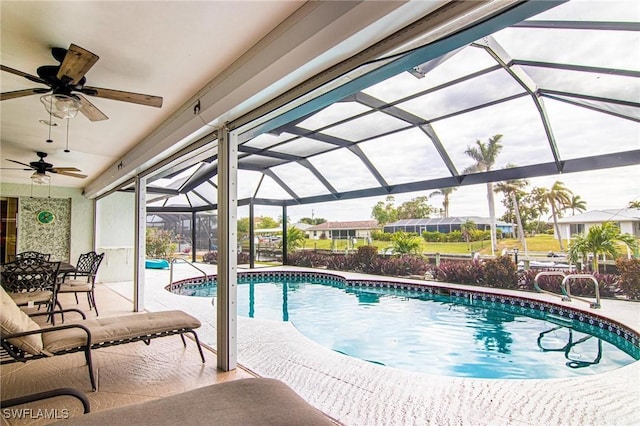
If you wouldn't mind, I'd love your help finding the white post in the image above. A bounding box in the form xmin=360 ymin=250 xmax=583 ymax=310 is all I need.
xmin=217 ymin=125 xmax=238 ymax=371
xmin=133 ymin=175 xmax=147 ymax=312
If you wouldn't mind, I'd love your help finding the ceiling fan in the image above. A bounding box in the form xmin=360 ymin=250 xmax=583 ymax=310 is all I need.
xmin=1 ymin=43 xmax=163 ymax=121
xmin=2 ymin=151 xmax=87 ymax=182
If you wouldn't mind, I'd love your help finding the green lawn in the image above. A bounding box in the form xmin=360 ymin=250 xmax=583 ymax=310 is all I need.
xmin=298 ymin=234 xmax=564 ymax=256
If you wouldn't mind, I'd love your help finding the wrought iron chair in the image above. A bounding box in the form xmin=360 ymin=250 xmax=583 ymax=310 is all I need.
xmin=0 ymin=258 xmax=61 ymax=318
xmin=58 ymin=252 xmax=105 ymax=316
xmin=10 ymin=251 xmax=51 ymax=261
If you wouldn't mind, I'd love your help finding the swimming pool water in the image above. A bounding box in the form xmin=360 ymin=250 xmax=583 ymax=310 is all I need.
xmin=183 ymin=277 xmax=639 ymax=379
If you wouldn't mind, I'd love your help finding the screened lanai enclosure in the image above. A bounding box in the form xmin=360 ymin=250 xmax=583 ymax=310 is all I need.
xmin=133 ymin=0 xmax=638 ymax=266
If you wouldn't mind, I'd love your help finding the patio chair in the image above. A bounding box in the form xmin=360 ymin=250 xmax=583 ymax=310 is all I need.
xmin=0 ymin=286 xmax=205 ymax=391
xmin=58 ymin=251 xmax=105 ymax=315
xmin=0 ymin=258 xmax=61 ymax=318
xmin=11 ymin=251 xmax=51 ymax=261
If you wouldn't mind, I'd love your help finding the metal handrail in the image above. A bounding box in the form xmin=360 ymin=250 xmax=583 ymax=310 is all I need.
xmin=534 ymin=271 xmax=601 ymax=309
xmin=562 ymin=274 xmax=601 ymax=309
xmin=169 ymin=258 xmax=207 ymax=289
xmin=533 ymin=271 xmax=569 ymax=301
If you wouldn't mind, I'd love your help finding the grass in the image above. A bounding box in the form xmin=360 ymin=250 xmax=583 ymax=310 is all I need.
xmin=298 ymin=234 xmax=564 ymax=256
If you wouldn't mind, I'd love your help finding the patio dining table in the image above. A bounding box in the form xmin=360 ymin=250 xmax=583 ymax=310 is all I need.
xmin=58 ymin=262 xmax=77 ymax=275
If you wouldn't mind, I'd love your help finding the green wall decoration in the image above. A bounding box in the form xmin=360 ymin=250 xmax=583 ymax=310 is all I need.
xmin=18 ymin=197 xmax=71 ymax=262
xmin=36 ymin=210 xmax=56 ymax=224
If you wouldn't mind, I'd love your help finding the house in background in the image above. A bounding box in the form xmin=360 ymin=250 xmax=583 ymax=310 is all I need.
xmin=556 ymin=208 xmax=640 ymax=238
xmin=307 ymin=220 xmax=380 ymax=241
xmin=384 ymin=217 xmax=515 ymax=237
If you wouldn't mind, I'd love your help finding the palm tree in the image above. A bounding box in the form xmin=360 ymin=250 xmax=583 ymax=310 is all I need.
xmin=527 ymin=186 xmax=550 ymax=235
xmin=538 ymin=181 xmax=572 ymax=251
xmin=460 ymin=219 xmax=477 ymax=251
xmin=565 ymin=194 xmax=587 ymax=216
xmin=628 ymin=200 xmax=640 ymax=209
xmin=429 ymin=187 xmax=457 ymax=218
xmin=568 ymin=222 xmax=638 ymax=272
xmin=391 ymin=231 xmax=422 ymax=255
xmin=463 ymin=134 xmax=503 ymax=255
xmin=494 ymin=171 xmax=529 ymax=256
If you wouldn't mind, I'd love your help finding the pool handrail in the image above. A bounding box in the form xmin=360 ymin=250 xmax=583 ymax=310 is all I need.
xmin=169 ymin=258 xmax=207 ymax=290
xmin=533 ymin=271 xmax=569 ymax=301
xmin=562 ymin=274 xmax=601 ymax=309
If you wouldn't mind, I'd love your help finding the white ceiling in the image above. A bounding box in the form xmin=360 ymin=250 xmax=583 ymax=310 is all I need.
xmin=0 ymin=1 xmax=444 ymax=193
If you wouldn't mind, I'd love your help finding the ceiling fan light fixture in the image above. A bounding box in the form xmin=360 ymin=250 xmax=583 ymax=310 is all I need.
xmin=40 ymin=94 xmax=80 ymax=119
xmin=30 ymin=171 xmax=50 ymax=185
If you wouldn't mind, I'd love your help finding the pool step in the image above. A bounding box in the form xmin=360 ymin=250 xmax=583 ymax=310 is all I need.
xmin=547 ymin=313 xmax=573 ymax=326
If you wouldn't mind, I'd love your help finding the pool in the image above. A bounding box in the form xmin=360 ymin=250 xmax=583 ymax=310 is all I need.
xmin=169 ymin=271 xmax=639 ymax=379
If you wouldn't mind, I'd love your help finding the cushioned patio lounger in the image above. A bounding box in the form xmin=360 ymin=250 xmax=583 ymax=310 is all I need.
xmin=0 ymin=287 xmax=205 ymax=391
xmin=51 ymin=378 xmax=336 ymax=425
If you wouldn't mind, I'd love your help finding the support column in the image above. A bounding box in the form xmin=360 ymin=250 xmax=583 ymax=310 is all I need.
xmin=191 ymin=211 xmax=197 ymax=263
xmin=282 ymin=205 xmax=288 ymax=265
xmin=133 ymin=175 xmax=146 ymax=312
xmin=249 ymin=201 xmax=255 ymax=269
xmin=217 ymin=126 xmax=238 ymax=371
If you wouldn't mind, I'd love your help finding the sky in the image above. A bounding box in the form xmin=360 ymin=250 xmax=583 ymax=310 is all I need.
xmin=250 ymin=1 xmax=640 ymax=224
xmin=278 ymin=164 xmax=640 ymax=223
xmin=158 ymin=0 xmax=639 ymax=224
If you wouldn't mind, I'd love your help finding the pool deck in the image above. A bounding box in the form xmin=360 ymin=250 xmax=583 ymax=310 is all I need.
xmin=107 ymin=264 xmax=640 ymax=426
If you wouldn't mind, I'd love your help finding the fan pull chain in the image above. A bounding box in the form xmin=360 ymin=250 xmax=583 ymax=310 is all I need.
xmin=64 ymin=118 xmax=70 ymax=152
xmin=46 ymin=96 xmax=54 ymax=143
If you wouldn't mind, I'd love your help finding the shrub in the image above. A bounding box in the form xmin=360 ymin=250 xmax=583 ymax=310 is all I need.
xmin=326 ymin=254 xmax=357 ymax=271
xmin=435 ymin=260 xmax=484 ymax=285
xmin=616 ymin=258 xmax=640 ymax=300
xmin=146 ymin=228 xmax=177 ymax=260
xmin=202 ymin=251 xmax=250 ymax=264
xmin=371 ymin=230 xmax=392 ymax=241
xmin=422 ymin=231 xmax=443 ymax=242
xmin=354 ymin=245 xmax=379 ymax=273
xmin=484 ymin=255 xmax=518 ymax=289
xmin=445 ymin=230 xmax=463 ymax=243
xmin=287 ymin=250 xmax=330 ymax=268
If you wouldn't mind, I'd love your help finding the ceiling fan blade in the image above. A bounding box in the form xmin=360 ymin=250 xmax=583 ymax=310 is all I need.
xmin=51 ymin=167 xmax=81 ymax=172
xmin=56 ymin=44 xmax=99 ymax=85
xmin=82 ymin=86 xmax=163 ymax=108
xmin=1 ymin=87 xmax=51 ymax=101
xmin=52 ymin=170 xmax=87 ymax=179
xmin=77 ymin=94 xmax=109 ymax=121
xmin=1 ymin=65 xmax=47 ymax=84
xmin=6 ymin=159 xmax=33 ymax=168
xmin=0 ymin=167 xmax=32 ymax=171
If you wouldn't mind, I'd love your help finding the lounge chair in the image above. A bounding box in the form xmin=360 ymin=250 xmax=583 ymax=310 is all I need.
xmin=0 ymin=287 xmax=205 ymax=391
xmin=37 ymin=378 xmax=336 ymax=425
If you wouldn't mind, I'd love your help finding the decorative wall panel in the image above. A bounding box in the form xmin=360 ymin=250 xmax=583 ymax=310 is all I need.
xmin=18 ymin=197 xmax=71 ymax=262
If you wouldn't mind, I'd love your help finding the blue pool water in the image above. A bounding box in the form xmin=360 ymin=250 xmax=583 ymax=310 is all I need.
xmin=180 ymin=276 xmax=639 ymax=379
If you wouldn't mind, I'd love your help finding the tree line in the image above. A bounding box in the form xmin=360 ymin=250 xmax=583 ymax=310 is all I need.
xmin=370 ymin=134 xmax=638 ymax=254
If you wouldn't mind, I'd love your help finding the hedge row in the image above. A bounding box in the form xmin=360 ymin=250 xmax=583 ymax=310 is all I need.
xmin=286 ymin=246 xmax=640 ymax=300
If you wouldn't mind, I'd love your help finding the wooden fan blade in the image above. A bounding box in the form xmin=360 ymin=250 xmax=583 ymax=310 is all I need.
xmin=77 ymin=94 xmax=109 ymax=121
xmin=53 ymin=170 xmax=87 ymax=179
xmin=1 ymin=65 xmax=47 ymax=84
xmin=0 ymin=167 xmax=32 ymax=171
xmin=57 ymin=44 xmax=99 ymax=85
xmin=82 ymin=86 xmax=162 ymax=108
xmin=1 ymin=88 xmax=51 ymax=101
xmin=51 ymin=167 xmax=81 ymax=172
xmin=6 ymin=159 xmax=33 ymax=168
